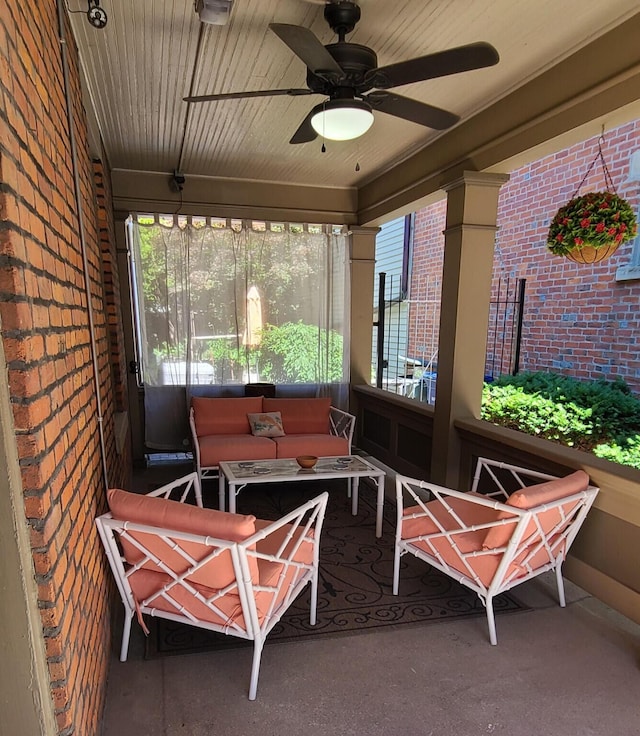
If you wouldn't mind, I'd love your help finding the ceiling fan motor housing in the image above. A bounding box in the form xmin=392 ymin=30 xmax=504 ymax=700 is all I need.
xmin=306 ymin=43 xmax=377 ymax=95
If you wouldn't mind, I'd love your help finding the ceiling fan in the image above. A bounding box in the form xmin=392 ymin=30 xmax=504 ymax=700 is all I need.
xmin=184 ymin=1 xmax=499 ymax=144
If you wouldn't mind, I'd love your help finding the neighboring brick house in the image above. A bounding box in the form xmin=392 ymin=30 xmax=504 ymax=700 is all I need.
xmin=406 ymin=120 xmax=640 ymax=394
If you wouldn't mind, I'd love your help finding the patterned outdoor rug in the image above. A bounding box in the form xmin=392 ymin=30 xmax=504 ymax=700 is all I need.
xmin=146 ymin=479 xmax=528 ymax=658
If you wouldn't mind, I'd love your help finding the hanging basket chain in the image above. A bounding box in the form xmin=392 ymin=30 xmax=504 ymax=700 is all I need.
xmin=547 ymin=129 xmax=638 ymax=261
xmin=572 ymin=133 xmax=616 ymax=198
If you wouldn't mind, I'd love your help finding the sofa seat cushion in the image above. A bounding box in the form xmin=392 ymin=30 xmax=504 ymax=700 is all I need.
xmin=191 ymin=396 xmax=264 ymax=436
xmin=198 ymin=434 xmax=277 ymax=467
xmin=263 ymin=397 xmax=331 ymax=434
xmin=272 ymin=433 xmax=349 ymax=458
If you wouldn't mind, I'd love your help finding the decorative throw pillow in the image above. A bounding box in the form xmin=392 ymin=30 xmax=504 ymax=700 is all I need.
xmin=247 ymin=412 xmax=286 ymax=437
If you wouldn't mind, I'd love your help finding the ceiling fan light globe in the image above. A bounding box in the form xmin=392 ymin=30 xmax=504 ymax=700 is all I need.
xmin=310 ymin=100 xmax=374 ymax=141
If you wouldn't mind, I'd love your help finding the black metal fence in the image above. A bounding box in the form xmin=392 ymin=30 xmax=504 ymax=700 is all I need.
xmin=373 ymin=274 xmax=526 ymax=403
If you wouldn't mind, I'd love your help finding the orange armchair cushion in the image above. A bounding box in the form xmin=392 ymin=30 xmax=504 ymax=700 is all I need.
xmin=128 ymin=519 xmax=315 ymax=630
xmin=191 ymin=396 xmax=263 ymax=436
xmin=107 ymin=488 xmax=258 ymax=589
xmin=263 ymin=397 xmax=331 ymax=434
xmin=482 ymin=469 xmax=590 ymax=550
xmin=402 ymin=497 xmax=504 ymax=586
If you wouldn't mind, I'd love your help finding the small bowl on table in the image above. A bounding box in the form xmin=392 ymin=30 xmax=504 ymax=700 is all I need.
xmin=296 ymin=455 xmax=318 ymax=469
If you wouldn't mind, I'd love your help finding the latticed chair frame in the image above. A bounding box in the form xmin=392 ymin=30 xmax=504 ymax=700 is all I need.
xmin=189 ymin=408 xmax=217 ymax=481
xmin=96 ymin=473 xmax=328 ymax=699
xmin=329 ymin=406 xmax=356 ymax=450
xmin=394 ymin=458 xmax=599 ymax=645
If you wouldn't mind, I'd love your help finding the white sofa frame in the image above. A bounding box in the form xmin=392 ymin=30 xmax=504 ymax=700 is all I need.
xmin=189 ymin=404 xmax=356 ymax=481
xmin=96 ymin=472 xmax=328 ymax=699
xmin=394 ymin=458 xmax=599 ymax=645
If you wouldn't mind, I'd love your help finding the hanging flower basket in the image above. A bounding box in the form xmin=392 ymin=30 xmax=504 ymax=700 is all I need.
xmin=546 ymin=191 xmax=637 ymax=263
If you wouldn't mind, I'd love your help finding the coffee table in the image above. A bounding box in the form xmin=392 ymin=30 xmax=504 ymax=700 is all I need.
xmin=218 ymin=455 xmax=386 ymax=537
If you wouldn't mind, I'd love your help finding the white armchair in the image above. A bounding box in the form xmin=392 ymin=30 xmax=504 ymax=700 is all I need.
xmin=394 ymin=458 xmax=599 ymax=645
xmin=96 ymin=472 xmax=328 ymax=699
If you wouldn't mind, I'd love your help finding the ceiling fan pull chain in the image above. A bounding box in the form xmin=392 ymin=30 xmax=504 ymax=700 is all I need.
xmin=321 ymin=100 xmax=327 ymax=152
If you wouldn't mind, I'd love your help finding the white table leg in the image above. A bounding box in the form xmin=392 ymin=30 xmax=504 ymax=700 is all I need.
xmin=375 ymin=474 xmax=384 ymax=538
xmin=351 ymin=477 xmax=359 ymax=516
xmin=218 ymin=473 xmax=226 ymax=512
xmin=229 ymin=483 xmax=238 ymax=514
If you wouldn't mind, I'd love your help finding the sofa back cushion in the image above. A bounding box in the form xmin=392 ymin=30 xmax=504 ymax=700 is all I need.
xmin=482 ymin=469 xmax=590 ymax=550
xmin=263 ymin=397 xmax=331 ymax=434
xmin=191 ymin=396 xmax=263 ymax=436
xmin=108 ymin=488 xmax=258 ymax=589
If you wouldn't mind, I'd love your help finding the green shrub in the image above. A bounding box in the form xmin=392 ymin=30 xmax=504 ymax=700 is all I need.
xmin=482 ymin=372 xmax=640 ymax=460
xmin=593 ymin=435 xmax=640 ymax=470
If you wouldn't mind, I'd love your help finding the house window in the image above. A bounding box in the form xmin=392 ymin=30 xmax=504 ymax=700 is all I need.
xmin=615 ymin=148 xmax=640 ymax=282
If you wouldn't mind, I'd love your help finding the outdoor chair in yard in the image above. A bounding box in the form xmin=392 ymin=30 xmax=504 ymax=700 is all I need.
xmin=394 ymin=458 xmax=599 ymax=645
xmin=96 ymin=472 xmax=328 ymax=699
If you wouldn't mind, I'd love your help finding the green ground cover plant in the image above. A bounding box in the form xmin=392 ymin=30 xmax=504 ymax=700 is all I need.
xmin=481 ymin=372 xmax=640 ymax=469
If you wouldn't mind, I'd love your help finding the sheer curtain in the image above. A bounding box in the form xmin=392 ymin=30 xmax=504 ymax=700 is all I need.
xmin=128 ymin=215 xmax=350 ymax=450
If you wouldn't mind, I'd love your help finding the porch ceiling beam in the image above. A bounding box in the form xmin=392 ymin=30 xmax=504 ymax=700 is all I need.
xmin=111 ymin=169 xmax=359 ymax=225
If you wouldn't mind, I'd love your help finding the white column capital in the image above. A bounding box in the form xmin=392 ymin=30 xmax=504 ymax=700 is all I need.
xmin=443 ymin=171 xmax=510 ymax=192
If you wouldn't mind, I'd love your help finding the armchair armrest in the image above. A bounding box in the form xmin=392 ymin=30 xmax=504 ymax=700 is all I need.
xmin=239 ymin=491 xmax=329 ymax=636
xmin=329 ymin=406 xmax=355 ymax=451
xmin=189 ymin=407 xmax=205 ymax=479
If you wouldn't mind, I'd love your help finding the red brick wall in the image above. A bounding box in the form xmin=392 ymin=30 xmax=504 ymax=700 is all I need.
xmin=93 ymin=159 xmax=131 ymax=490
xmin=409 ymin=121 xmax=640 ymax=393
xmin=1 ymin=2 xmax=130 ymax=734
xmin=94 ymin=160 xmax=128 ymax=417
xmin=494 ymin=121 xmax=640 ymax=390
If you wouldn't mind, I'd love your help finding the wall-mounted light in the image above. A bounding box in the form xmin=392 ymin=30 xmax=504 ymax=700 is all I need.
xmin=310 ymin=99 xmax=374 ymax=141
xmin=87 ymin=0 xmax=107 ymax=28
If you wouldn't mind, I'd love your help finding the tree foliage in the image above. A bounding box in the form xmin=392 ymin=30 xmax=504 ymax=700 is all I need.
xmin=259 ymin=322 xmax=343 ymax=383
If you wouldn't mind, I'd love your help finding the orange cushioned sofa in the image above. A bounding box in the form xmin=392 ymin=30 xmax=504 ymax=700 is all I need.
xmin=189 ymin=396 xmax=356 ymax=481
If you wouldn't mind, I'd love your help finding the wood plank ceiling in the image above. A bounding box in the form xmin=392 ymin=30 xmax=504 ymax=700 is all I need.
xmin=70 ymin=0 xmax=640 ymax=191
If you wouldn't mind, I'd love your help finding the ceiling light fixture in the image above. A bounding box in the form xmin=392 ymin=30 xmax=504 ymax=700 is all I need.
xmin=310 ymin=99 xmax=374 ymax=141
xmin=195 ymin=0 xmax=234 ymax=25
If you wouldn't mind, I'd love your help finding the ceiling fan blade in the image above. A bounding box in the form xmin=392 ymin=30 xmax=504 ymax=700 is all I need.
xmin=365 ymin=42 xmax=499 ymax=89
xmin=184 ymin=88 xmax=312 ymax=103
xmin=270 ymin=23 xmax=343 ymax=78
xmin=289 ymin=109 xmax=318 ymax=144
xmin=365 ymin=91 xmax=459 ymax=130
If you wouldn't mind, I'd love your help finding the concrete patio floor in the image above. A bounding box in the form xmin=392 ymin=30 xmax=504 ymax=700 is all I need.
xmin=99 ymin=462 xmax=640 ymax=736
